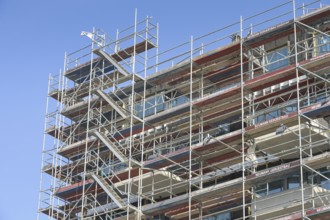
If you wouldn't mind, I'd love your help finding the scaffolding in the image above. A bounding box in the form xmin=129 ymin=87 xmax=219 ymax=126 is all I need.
xmin=38 ymin=1 xmax=330 ymax=219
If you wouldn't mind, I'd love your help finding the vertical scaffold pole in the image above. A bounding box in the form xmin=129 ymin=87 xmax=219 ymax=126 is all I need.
xmin=155 ymin=23 xmax=159 ymax=73
xmin=37 ymin=74 xmax=52 ymax=220
xmin=240 ymin=15 xmax=246 ymax=220
xmin=127 ymin=8 xmax=138 ymax=220
xmin=292 ymin=0 xmax=307 ymax=219
xmin=189 ymin=35 xmax=193 ymax=220
xmin=80 ymin=27 xmax=96 ymax=219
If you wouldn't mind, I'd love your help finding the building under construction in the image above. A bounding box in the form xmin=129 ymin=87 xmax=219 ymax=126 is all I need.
xmin=38 ymin=1 xmax=330 ymax=219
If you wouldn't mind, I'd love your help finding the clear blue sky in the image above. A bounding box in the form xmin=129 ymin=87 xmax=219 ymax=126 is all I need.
xmin=0 ymin=0 xmax=324 ymax=219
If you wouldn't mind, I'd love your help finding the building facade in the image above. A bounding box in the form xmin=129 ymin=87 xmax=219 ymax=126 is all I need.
xmin=38 ymin=1 xmax=330 ymax=219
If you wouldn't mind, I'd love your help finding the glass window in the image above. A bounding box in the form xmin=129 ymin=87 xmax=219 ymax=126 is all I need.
xmin=145 ymin=97 xmax=155 ymax=117
xmin=266 ymin=47 xmax=289 ymax=72
xmin=269 ymin=179 xmax=284 ymax=195
xmin=134 ymin=103 xmax=143 ymax=118
xmin=265 ymin=110 xmax=280 ymax=121
xmin=316 ymin=93 xmax=326 ymax=103
xmin=256 ymin=183 xmax=267 ymax=197
xmin=142 ymin=95 xmax=166 ymax=117
xmin=320 ymin=169 xmax=330 ymax=190
xmin=172 ymin=95 xmax=188 ymax=107
xmin=318 ymin=35 xmax=330 ymax=54
xmin=307 ymin=172 xmax=317 ymax=185
xmin=256 ymin=180 xmax=284 ymax=197
xmin=217 ymin=212 xmax=231 ymax=220
xmin=216 ymin=123 xmax=230 ymax=136
xmin=256 ymin=115 xmax=265 ymax=124
xmin=288 ymin=174 xmax=300 ymax=189
xmin=155 ymin=95 xmax=165 ymax=112
xmin=285 ymin=105 xmax=297 ymax=113
xmin=204 ymin=212 xmax=231 ymax=220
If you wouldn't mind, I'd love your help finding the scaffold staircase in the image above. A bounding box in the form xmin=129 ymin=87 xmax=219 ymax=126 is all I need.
xmin=93 ymin=49 xmax=130 ymax=77
xmin=92 ymin=130 xmax=141 ymax=167
xmin=92 ymin=130 xmax=127 ymax=164
xmin=94 ymin=89 xmax=129 ymax=119
xmin=89 ymin=173 xmax=126 ymax=209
